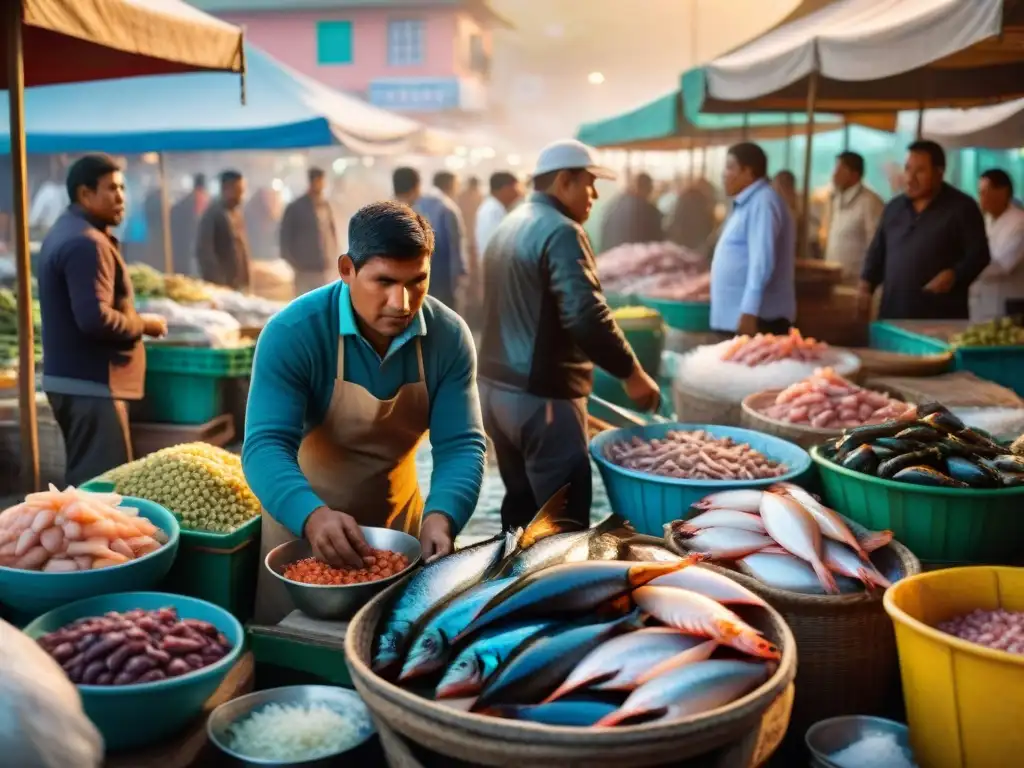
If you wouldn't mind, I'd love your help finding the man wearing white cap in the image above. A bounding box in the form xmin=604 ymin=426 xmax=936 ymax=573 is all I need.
xmin=477 ymin=139 xmax=661 ymax=529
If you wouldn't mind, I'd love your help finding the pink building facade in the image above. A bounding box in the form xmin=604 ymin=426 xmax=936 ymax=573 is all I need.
xmin=192 ymin=1 xmax=498 ymax=114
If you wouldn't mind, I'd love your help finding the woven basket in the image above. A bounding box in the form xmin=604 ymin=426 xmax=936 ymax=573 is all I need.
xmin=672 ymin=379 xmax=742 ymax=427
xmin=665 ymin=515 xmax=921 ymax=740
xmin=848 ymin=347 xmax=954 ymax=379
xmin=345 ymin=576 xmax=797 ymax=767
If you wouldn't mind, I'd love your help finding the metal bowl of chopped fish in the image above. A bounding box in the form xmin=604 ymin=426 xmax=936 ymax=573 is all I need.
xmin=806 ymin=715 xmax=917 ymax=768
xmin=207 ymin=685 xmax=376 ymax=766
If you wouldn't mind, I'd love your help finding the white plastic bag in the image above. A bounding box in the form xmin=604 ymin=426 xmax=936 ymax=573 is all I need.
xmin=0 ymin=619 xmax=104 ymax=767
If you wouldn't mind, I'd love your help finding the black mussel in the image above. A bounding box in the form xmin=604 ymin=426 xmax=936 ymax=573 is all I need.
xmin=946 ymin=456 xmax=1000 ymax=488
xmin=872 ymin=437 xmax=925 ymax=453
xmin=877 ymin=447 xmax=943 ymax=479
xmin=982 ymin=454 xmax=1024 ymax=474
xmin=938 ymin=434 xmax=985 ymax=458
xmin=871 ymin=446 xmax=897 ymax=461
xmin=916 ymin=402 xmax=952 ymax=418
xmin=956 ymin=429 xmax=1008 ymax=456
xmin=895 ymin=425 xmax=945 ymax=443
xmin=835 ymin=420 xmax=908 ymax=459
xmin=919 ymin=410 xmax=966 ymax=434
xmin=840 ymin=443 xmax=880 ymax=474
xmin=891 ymin=465 xmax=969 ymax=488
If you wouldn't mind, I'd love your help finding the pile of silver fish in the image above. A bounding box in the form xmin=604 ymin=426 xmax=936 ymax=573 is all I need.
xmin=370 ymin=489 xmax=782 ymax=728
xmin=823 ymin=402 xmax=1024 ymax=489
xmin=667 ymin=484 xmax=893 ymax=595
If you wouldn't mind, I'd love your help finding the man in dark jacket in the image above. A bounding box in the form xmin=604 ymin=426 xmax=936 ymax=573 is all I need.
xmin=280 ymin=167 xmax=339 ymax=295
xmin=38 ymin=154 xmax=167 ymax=485
xmin=600 ymin=171 xmax=664 ymax=251
xmin=479 ymin=139 xmax=661 ymax=529
xmin=196 ymin=170 xmax=252 ymax=291
xmin=169 ymin=173 xmax=208 ymax=275
xmin=859 ymin=140 xmax=991 ymax=320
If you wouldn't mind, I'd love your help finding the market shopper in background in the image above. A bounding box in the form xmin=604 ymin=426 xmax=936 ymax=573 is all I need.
xmin=478 ymin=139 xmax=660 ymax=530
xmin=393 ymin=167 xmax=467 ymax=310
xmin=600 ymin=171 xmax=664 ymax=251
xmin=773 ymin=169 xmax=821 ymax=260
xmin=711 ymin=142 xmax=796 ymax=335
xmin=196 ymin=170 xmax=252 ymax=292
xmin=667 ymin=179 xmax=718 ymax=254
xmin=280 ymin=167 xmax=339 ymax=296
xmin=38 ymin=154 xmax=167 ymax=486
xmin=169 ymin=173 xmax=208 ymax=276
xmin=244 ymin=201 xmax=486 ymax=623
xmin=475 ymin=171 xmax=523 ymax=257
xmin=823 ymin=152 xmax=884 ymax=284
xmin=971 ymin=168 xmax=1024 ymax=322
xmin=859 ymin=141 xmax=990 ymax=321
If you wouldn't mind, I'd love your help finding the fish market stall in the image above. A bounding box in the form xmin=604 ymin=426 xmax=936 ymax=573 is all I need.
xmin=670 ymin=329 xmax=860 ymax=426
xmin=663 ymin=484 xmax=921 ymax=746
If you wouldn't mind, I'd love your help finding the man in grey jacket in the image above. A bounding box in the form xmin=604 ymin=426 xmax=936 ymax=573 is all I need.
xmin=281 ymin=167 xmax=339 ymax=295
xmin=478 ymin=140 xmax=661 ymax=529
xmin=196 ymin=170 xmax=252 ymax=292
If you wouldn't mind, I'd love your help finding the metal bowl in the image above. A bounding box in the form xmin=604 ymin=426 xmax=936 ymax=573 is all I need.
xmin=806 ymin=715 xmax=916 ymax=768
xmin=264 ymin=527 xmax=421 ymax=620
xmin=207 ymin=685 xmax=375 ymax=766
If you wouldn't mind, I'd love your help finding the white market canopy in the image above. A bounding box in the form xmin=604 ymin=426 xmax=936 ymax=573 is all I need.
xmin=682 ymin=0 xmax=1024 ymax=116
xmin=921 ymin=98 xmax=1024 ymax=149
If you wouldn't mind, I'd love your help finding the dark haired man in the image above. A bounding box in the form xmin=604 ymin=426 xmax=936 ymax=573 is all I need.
xmin=972 ymin=168 xmax=1024 ymax=321
xmin=600 ymin=171 xmax=664 ymax=251
xmin=479 ymin=139 xmax=660 ymax=530
xmin=860 ymin=140 xmax=990 ymax=320
xmin=281 ymin=167 xmax=339 ymax=295
xmin=38 ymin=154 xmax=167 ymax=485
xmin=196 ymin=169 xmax=251 ymax=291
xmin=711 ymin=142 xmax=796 ymax=336
xmin=169 ymin=173 xmax=208 ymax=275
xmin=824 ymin=151 xmax=883 ymax=284
xmin=475 ymin=171 xmax=522 ymax=257
xmin=244 ymin=201 xmax=486 ymax=623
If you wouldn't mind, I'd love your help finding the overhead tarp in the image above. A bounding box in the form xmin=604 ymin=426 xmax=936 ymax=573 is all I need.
xmin=4 ymin=0 xmax=245 ymax=87
xmin=921 ymin=97 xmax=1024 ymax=149
xmin=576 ymin=90 xmax=897 ymax=150
xmin=0 ymin=44 xmax=438 ymax=155
xmin=683 ymin=0 xmax=1024 ymax=116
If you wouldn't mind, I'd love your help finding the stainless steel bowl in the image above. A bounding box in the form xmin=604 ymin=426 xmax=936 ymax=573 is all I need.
xmin=265 ymin=526 xmax=421 ymax=620
xmin=207 ymin=684 xmax=375 ymax=766
xmin=806 ymin=715 xmax=916 ymax=768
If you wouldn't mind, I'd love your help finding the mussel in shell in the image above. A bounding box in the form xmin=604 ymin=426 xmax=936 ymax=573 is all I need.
xmin=891 ymin=466 xmax=969 ymax=488
xmin=945 ymin=456 xmax=1001 ymax=488
xmin=919 ymin=410 xmax=966 ymax=434
xmin=895 ymin=425 xmax=946 ymax=443
xmin=980 ymin=454 xmax=1024 ymax=474
xmin=877 ymin=447 xmax=943 ymax=479
xmin=834 ymin=420 xmax=908 ymax=460
xmin=871 ymin=437 xmax=924 ymax=453
xmin=840 ymin=443 xmax=880 ymax=474
xmin=916 ymin=402 xmax=953 ymax=418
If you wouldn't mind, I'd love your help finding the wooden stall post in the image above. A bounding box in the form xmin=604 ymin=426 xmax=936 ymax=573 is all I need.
xmin=784 ymin=114 xmax=793 ymax=170
xmin=158 ymin=154 xmax=174 ymax=275
xmin=798 ymin=70 xmax=819 ymax=260
xmin=6 ymin=1 xmax=40 ymax=491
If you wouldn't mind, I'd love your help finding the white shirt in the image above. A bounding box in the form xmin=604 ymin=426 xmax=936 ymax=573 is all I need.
xmin=823 ymin=183 xmax=884 ymax=283
xmin=970 ymin=204 xmax=1024 ymax=322
xmin=29 ymin=181 xmax=68 ymax=230
xmin=475 ymin=195 xmax=507 ymax=256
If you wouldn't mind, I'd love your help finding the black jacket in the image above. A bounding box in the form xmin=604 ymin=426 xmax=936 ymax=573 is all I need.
xmin=280 ymin=193 xmax=338 ymax=274
xmin=600 ymin=193 xmax=664 ymax=251
xmin=38 ymin=206 xmax=146 ymax=400
xmin=196 ymin=199 xmax=251 ymax=291
xmin=479 ymin=192 xmax=636 ymax=399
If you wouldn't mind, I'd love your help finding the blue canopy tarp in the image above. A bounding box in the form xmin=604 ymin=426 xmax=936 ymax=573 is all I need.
xmin=0 ymin=44 xmax=432 ymax=155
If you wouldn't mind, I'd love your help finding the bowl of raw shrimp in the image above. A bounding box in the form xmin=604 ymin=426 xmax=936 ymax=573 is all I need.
xmin=0 ymin=489 xmax=180 ymax=618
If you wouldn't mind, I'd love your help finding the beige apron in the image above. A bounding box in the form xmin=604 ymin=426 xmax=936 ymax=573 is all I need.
xmin=254 ymin=336 xmax=430 ymax=624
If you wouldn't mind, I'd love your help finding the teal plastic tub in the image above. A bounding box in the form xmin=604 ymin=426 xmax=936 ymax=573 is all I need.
xmin=604 ymin=292 xmax=638 ymax=309
xmin=952 ymin=345 xmax=1024 ymax=397
xmin=810 ymin=445 xmax=1024 ymax=563
xmin=590 ymin=423 xmax=812 ymax=536
xmin=637 ymin=297 xmax=711 ymax=332
xmin=142 ymin=371 xmax=225 ymax=425
xmin=0 ymin=497 xmax=180 ymax=620
xmin=23 ymin=591 xmax=244 ymax=752
xmin=144 ymin=344 xmax=254 ymax=377
xmin=869 ymin=322 xmax=949 ymax=356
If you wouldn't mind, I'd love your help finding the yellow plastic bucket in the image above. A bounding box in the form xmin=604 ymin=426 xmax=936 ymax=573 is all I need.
xmin=883 ymin=566 xmax=1024 ymax=768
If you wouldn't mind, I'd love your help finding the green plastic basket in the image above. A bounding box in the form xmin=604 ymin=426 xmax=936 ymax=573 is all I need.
xmin=615 ymin=311 xmax=665 ymax=377
xmin=869 ymin=322 xmax=949 ymax=356
xmin=604 ymin=292 xmax=638 ymax=309
xmin=810 ymin=445 xmax=1024 ymax=563
xmin=144 ymin=344 xmax=254 ymax=377
xmin=637 ymin=297 xmax=711 ymax=332
xmin=142 ymin=370 xmax=224 ymax=425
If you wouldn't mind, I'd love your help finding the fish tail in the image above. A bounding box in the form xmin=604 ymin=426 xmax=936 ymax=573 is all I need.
xmin=858 ymin=529 xmax=894 ymax=554
xmin=812 ymin=558 xmax=841 ymax=595
xmin=627 ymin=554 xmax=704 ymax=587
xmin=518 ymin=486 xmax=583 ymax=548
xmin=593 ymin=707 xmax=633 ymax=728
xmin=859 ymin=566 xmax=892 ymax=590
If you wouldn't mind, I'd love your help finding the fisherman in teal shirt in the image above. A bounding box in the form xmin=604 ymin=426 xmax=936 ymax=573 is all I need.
xmin=244 ymin=201 xmax=487 ymax=622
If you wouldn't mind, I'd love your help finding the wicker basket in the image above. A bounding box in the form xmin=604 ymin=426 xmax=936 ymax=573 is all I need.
xmin=672 ymin=379 xmax=743 ymax=427
xmin=848 ymin=347 xmax=954 ymax=379
xmin=666 ymin=515 xmax=921 ymax=741
xmin=345 ymin=576 xmax=797 ymax=767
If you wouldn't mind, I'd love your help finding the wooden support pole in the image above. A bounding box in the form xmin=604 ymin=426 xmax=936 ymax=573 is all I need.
xmin=798 ymin=70 xmax=819 ymax=260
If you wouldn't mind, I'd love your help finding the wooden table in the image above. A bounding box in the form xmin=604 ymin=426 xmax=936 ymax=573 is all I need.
xmin=105 ymin=652 xmax=254 ymax=768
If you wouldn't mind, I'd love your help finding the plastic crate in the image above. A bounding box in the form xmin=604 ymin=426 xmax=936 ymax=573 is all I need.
xmin=952 ymin=346 xmax=1024 ymax=397
xmin=637 ymin=297 xmax=712 ymax=332
xmin=144 ymin=344 xmax=254 ymax=377
xmin=869 ymin=322 xmax=949 ymax=356
xmin=142 ymin=370 xmax=225 ymax=425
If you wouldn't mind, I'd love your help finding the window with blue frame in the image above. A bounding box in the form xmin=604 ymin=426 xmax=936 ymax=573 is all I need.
xmin=388 ymin=20 xmax=424 ymax=66
xmin=317 ymin=20 xmax=353 ymax=65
